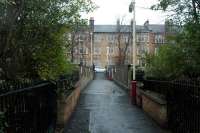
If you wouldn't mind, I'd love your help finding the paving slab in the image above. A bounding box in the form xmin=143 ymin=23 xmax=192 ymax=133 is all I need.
xmin=64 ymin=73 xmax=169 ymax=133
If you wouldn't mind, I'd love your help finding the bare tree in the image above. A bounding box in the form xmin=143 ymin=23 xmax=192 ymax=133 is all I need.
xmin=68 ymin=26 xmax=79 ymax=63
xmin=115 ymin=17 xmax=132 ymax=65
xmin=67 ymin=20 xmax=88 ymax=63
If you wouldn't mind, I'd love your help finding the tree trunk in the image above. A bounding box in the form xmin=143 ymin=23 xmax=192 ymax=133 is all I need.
xmin=192 ymin=0 xmax=199 ymax=23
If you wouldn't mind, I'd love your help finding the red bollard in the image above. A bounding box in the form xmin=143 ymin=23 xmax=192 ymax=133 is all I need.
xmin=130 ymin=80 xmax=137 ymax=104
xmin=107 ymin=70 xmax=112 ymax=80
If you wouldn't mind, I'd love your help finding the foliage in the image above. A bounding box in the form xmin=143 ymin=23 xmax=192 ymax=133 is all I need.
xmin=145 ymin=0 xmax=200 ymax=80
xmin=151 ymin=0 xmax=200 ymax=24
xmin=176 ymin=22 xmax=200 ymax=77
xmin=0 ymin=0 xmax=96 ymax=80
xmin=145 ymin=45 xmax=185 ymax=80
xmin=115 ymin=17 xmax=132 ymax=65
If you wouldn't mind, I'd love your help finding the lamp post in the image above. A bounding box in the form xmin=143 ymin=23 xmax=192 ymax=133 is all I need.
xmin=129 ymin=0 xmax=136 ymax=80
xmin=90 ymin=32 xmax=93 ymax=66
xmin=107 ymin=46 xmax=109 ymax=65
xmin=129 ymin=0 xmax=137 ymax=104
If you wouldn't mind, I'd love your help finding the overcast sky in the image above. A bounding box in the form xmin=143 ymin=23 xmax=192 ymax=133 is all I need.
xmin=82 ymin=0 xmax=168 ymax=25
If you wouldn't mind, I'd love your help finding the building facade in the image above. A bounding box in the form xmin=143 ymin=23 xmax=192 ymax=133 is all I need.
xmin=72 ymin=18 xmax=166 ymax=68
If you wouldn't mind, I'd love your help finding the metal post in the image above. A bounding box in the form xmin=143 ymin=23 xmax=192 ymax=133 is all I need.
xmin=107 ymin=46 xmax=109 ymax=65
xmin=129 ymin=1 xmax=137 ymax=104
xmin=132 ymin=0 xmax=136 ymax=80
xmin=90 ymin=32 xmax=93 ymax=66
xmin=79 ymin=34 xmax=82 ymax=65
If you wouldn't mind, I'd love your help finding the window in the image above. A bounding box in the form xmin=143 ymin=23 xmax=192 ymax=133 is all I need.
xmin=79 ymin=47 xmax=88 ymax=54
xmin=107 ymin=35 xmax=115 ymax=43
xmin=108 ymin=35 xmax=111 ymax=41
xmin=79 ymin=35 xmax=85 ymax=42
xmin=106 ymin=47 xmax=109 ymax=55
xmin=94 ymin=35 xmax=97 ymax=41
xmin=137 ymin=48 xmax=139 ymax=55
xmin=113 ymin=35 xmax=117 ymax=40
xmin=147 ymin=47 xmax=150 ymax=54
xmin=109 ymin=59 xmax=114 ymax=65
xmin=155 ymin=48 xmax=158 ymax=54
xmin=137 ymin=33 xmax=149 ymax=42
xmin=94 ymin=48 xmax=100 ymax=54
xmin=109 ymin=47 xmax=114 ymax=54
xmin=125 ymin=36 xmax=128 ymax=43
xmin=79 ymin=48 xmax=83 ymax=54
xmin=155 ymin=34 xmax=164 ymax=43
xmin=141 ymin=45 xmax=145 ymax=51
xmin=94 ymin=34 xmax=101 ymax=43
xmin=85 ymin=48 xmax=88 ymax=54
xmin=75 ymin=48 xmax=78 ymax=54
xmin=127 ymin=47 xmax=131 ymax=53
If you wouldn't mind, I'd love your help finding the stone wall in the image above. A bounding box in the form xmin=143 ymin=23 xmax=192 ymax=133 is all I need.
xmin=56 ymin=72 xmax=93 ymax=132
xmin=140 ymin=90 xmax=168 ymax=128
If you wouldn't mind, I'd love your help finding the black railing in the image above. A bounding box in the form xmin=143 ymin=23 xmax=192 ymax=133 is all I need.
xmin=57 ymin=71 xmax=79 ymax=96
xmin=107 ymin=65 xmax=129 ymax=88
xmin=142 ymin=79 xmax=200 ymax=133
xmin=107 ymin=65 xmax=145 ymax=88
xmin=0 ymin=80 xmax=34 ymax=94
xmin=80 ymin=66 xmax=94 ymax=79
xmin=0 ymin=71 xmax=81 ymax=133
xmin=0 ymin=81 xmax=57 ymax=133
xmin=142 ymin=80 xmax=169 ymax=96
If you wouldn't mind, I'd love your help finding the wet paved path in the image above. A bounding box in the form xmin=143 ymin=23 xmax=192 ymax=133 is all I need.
xmin=64 ymin=73 xmax=169 ymax=133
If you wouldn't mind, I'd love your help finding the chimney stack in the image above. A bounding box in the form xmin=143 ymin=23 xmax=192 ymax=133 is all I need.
xmin=144 ymin=20 xmax=149 ymax=30
xmin=117 ymin=19 xmax=120 ymax=26
xmin=131 ymin=19 xmax=133 ymax=26
xmin=89 ymin=17 xmax=94 ymax=31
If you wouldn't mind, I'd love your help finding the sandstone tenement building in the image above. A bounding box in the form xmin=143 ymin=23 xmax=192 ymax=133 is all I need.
xmin=71 ymin=18 xmax=166 ymax=68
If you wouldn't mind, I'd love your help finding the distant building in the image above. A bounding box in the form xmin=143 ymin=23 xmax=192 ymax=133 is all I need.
xmin=67 ymin=19 xmax=93 ymax=66
xmin=72 ymin=18 xmax=166 ymax=67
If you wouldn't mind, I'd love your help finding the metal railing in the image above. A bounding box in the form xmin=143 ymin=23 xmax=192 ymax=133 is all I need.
xmin=0 ymin=81 xmax=57 ymax=133
xmin=106 ymin=65 xmax=144 ymax=88
xmin=0 ymin=69 xmax=82 ymax=132
xmin=142 ymin=80 xmax=169 ymax=95
xmin=107 ymin=65 xmax=130 ymax=88
xmin=80 ymin=66 xmax=94 ymax=79
xmin=142 ymin=79 xmax=200 ymax=133
xmin=57 ymin=71 xmax=80 ymax=96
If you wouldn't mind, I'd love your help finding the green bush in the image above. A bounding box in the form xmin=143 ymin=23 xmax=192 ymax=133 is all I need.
xmin=0 ymin=112 xmax=7 ymax=133
xmin=145 ymin=45 xmax=185 ymax=80
xmin=0 ymin=0 xmax=96 ymax=80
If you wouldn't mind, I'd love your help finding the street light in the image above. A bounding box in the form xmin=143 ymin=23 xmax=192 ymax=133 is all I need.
xmin=129 ymin=0 xmax=136 ymax=80
xmin=107 ymin=46 xmax=109 ymax=65
xmin=90 ymin=32 xmax=93 ymax=66
xmin=129 ymin=0 xmax=137 ymax=104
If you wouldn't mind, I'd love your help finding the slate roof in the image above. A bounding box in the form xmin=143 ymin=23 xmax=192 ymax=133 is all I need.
xmin=94 ymin=24 xmax=165 ymax=33
xmin=148 ymin=25 xmax=165 ymax=33
xmin=94 ymin=25 xmax=130 ymax=33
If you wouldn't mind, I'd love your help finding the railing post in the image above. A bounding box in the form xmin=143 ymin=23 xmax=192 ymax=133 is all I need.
xmin=130 ymin=80 xmax=137 ymax=104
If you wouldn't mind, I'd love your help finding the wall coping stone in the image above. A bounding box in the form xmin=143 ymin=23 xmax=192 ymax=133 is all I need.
xmin=113 ymin=79 xmax=129 ymax=92
xmin=140 ymin=90 xmax=166 ymax=105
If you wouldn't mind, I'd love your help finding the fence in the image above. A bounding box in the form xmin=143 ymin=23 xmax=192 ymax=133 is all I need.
xmin=107 ymin=65 xmax=130 ymax=88
xmin=142 ymin=80 xmax=169 ymax=96
xmin=107 ymin=65 xmax=144 ymax=88
xmin=0 ymin=81 xmax=57 ymax=133
xmin=80 ymin=66 xmax=94 ymax=80
xmin=0 ymin=68 xmax=83 ymax=132
xmin=142 ymin=79 xmax=200 ymax=133
xmin=57 ymin=70 xmax=79 ymax=96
